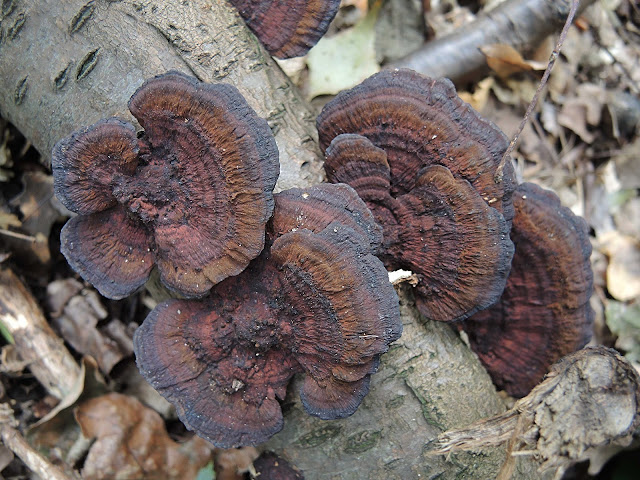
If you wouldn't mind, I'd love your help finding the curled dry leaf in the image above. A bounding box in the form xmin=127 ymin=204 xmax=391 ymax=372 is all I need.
xmin=480 ymin=43 xmax=547 ymax=78
xmin=47 ymin=279 xmax=133 ymax=374
xmin=75 ymin=393 xmax=213 ymax=480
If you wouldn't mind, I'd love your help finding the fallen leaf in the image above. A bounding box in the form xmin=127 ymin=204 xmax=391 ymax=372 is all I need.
xmin=557 ymin=83 xmax=607 ymax=143
xmin=9 ymin=171 xmax=65 ymax=238
xmin=599 ymin=231 xmax=640 ymax=301
xmin=215 ymin=446 xmax=259 ymax=480
xmin=75 ymin=393 xmax=213 ymax=480
xmin=47 ymin=280 xmax=133 ymax=374
xmin=306 ymin=1 xmax=381 ymax=98
xmin=481 ymin=43 xmax=547 ymax=78
xmin=28 ymin=357 xmax=107 ymax=466
xmin=458 ymin=77 xmax=494 ymax=112
xmin=614 ymin=137 xmax=640 ymax=190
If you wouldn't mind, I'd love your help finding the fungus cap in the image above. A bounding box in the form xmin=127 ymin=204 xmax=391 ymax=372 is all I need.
xmin=326 ymin=133 xmax=514 ymax=322
xmin=462 ymin=183 xmax=594 ymax=397
xmin=53 ymin=71 xmax=279 ymax=299
xmin=317 ymin=69 xmax=516 ymax=223
xmin=229 ymin=0 xmax=340 ymax=58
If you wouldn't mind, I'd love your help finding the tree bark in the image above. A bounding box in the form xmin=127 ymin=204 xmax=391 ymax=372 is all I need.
xmin=0 ymin=1 xmax=543 ymax=478
xmin=0 ymin=0 xmax=323 ymax=191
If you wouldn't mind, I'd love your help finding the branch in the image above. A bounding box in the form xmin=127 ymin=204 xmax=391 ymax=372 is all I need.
xmin=391 ymin=0 xmax=595 ymax=84
xmin=0 ymin=0 xmax=323 ymax=191
xmin=0 ymin=268 xmax=81 ymax=400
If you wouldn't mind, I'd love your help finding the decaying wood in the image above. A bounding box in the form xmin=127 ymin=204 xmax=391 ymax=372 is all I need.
xmin=392 ymin=0 xmax=596 ymax=84
xmin=0 ymin=0 xmax=323 ymax=191
xmin=435 ymin=347 xmax=640 ymax=479
xmin=0 ymin=403 xmax=77 ymax=480
xmin=0 ymin=1 xmax=586 ymax=478
xmin=264 ymin=286 xmax=545 ymax=480
xmin=0 ymin=268 xmax=81 ymax=400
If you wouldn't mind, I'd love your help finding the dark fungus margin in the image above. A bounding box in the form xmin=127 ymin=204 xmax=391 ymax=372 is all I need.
xmin=324 ymin=131 xmax=514 ymax=323
xmin=462 ymin=183 xmax=594 ymax=398
xmin=53 ymin=71 xmax=279 ymax=299
xmin=229 ymin=0 xmax=340 ymax=59
xmin=317 ymin=69 xmax=517 ymax=224
xmin=134 ymin=184 xmax=402 ymax=448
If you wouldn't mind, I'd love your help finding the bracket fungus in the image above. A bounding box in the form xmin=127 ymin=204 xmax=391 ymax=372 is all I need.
xmin=229 ymin=0 xmax=340 ymax=59
xmin=318 ymin=70 xmax=515 ymax=322
xmin=134 ymin=184 xmax=402 ymax=448
xmin=53 ymin=71 xmax=279 ymax=299
xmin=462 ymin=183 xmax=594 ymax=398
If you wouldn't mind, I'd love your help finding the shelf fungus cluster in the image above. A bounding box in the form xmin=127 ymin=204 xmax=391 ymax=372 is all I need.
xmin=318 ymin=69 xmax=594 ymax=397
xmin=53 ymin=71 xmax=279 ymax=299
xmin=229 ymin=0 xmax=340 ymax=59
xmin=318 ymin=69 xmax=516 ymax=323
xmin=53 ymin=72 xmax=402 ymax=447
xmin=134 ymin=184 xmax=401 ymax=447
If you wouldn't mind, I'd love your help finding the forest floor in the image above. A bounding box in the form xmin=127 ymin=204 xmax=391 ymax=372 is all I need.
xmin=0 ymin=0 xmax=639 ymax=479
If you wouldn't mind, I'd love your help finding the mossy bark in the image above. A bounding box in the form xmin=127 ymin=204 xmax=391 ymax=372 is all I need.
xmin=0 ymin=2 xmax=544 ymax=478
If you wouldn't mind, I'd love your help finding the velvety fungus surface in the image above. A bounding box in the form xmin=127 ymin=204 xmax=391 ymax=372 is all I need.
xmin=325 ymin=132 xmax=514 ymax=322
xmin=134 ymin=184 xmax=402 ymax=447
xmin=317 ymin=69 xmax=516 ymax=223
xmin=462 ymin=183 xmax=594 ymax=398
xmin=229 ymin=0 xmax=340 ymax=59
xmin=53 ymin=71 xmax=279 ymax=299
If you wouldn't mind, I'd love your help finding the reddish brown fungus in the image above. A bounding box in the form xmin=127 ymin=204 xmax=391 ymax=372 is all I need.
xmin=53 ymin=71 xmax=279 ymax=299
xmin=462 ymin=183 xmax=594 ymax=398
xmin=229 ymin=0 xmax=340 ymax=59
xmin=134 ymin=184 xmax=402 ymax=447
xmin=317 ymin=69 xmax=516 ymax=223
xmin=326 ymin=133 xmax=514 ymax=322
xmin=251 ymin=451 xmax=305 ymax=480
xmin=268 ymin=182 xmax=383 ymax=253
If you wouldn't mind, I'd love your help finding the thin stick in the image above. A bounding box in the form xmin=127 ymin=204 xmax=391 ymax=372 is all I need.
xmin=496 ymin=0 xmax=580 ymax=180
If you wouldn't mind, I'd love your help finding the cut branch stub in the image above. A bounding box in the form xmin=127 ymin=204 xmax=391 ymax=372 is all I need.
xmin=53 ymin=71 xmax=279 ymax=299
xmin=229 ymin=0 xmax=340 ymax=59
xmin=134 ymin=184 xmax=402 ymax=447
xmin=462 ymin=182 xmax=594 ymax=398
xmin=326 ymin=133 xmax=514 ymax=322
xmin=317 ymin=69 xmax=516 ymax=224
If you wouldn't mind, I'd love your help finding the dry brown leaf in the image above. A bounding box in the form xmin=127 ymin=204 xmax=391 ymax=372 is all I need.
xmin=481 ymin=43 xmax=547 ymax=78
xmin=215 ymin=447 xmax=259 ymax=480
xmin=47 ymin=280 xmax=133 ymax=374
xmin=458 ymin=77 xmax=494 ymax=112
xmin=75 ymin=393 xmax=213 ymax=480
xmin=47 ymin=279 xmax=133 ymax=373
xmin=599 ymin=231 xmax=640 ymax=301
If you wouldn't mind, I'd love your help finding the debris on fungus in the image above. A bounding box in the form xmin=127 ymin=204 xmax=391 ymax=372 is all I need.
xmin=53 ymin=71 xmax=279 ymax=299
xmin=319 ymin=71 xmax=515 ymax=322
xmin=134 ymin=184 xmax=402 ymax=448
xmin=229 ymin=0 xmax=341 ymax=59
xmin=462 ymin=183 xmax=594 ymax=397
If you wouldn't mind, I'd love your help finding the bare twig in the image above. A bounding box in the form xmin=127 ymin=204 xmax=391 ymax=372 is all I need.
xmin=0 ymin=404 xmax=77 ymax=480
xmin=496 ymin=0 xmax=580 ymax=179
xmin=0 ymin=268 xmax=81 ymax=399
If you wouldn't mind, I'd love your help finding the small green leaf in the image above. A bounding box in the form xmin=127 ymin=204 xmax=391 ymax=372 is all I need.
xmin=306 ymin=1 xmax=382 ymax=98
xmin=195 ymin=461 xmax=215 ymax=480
